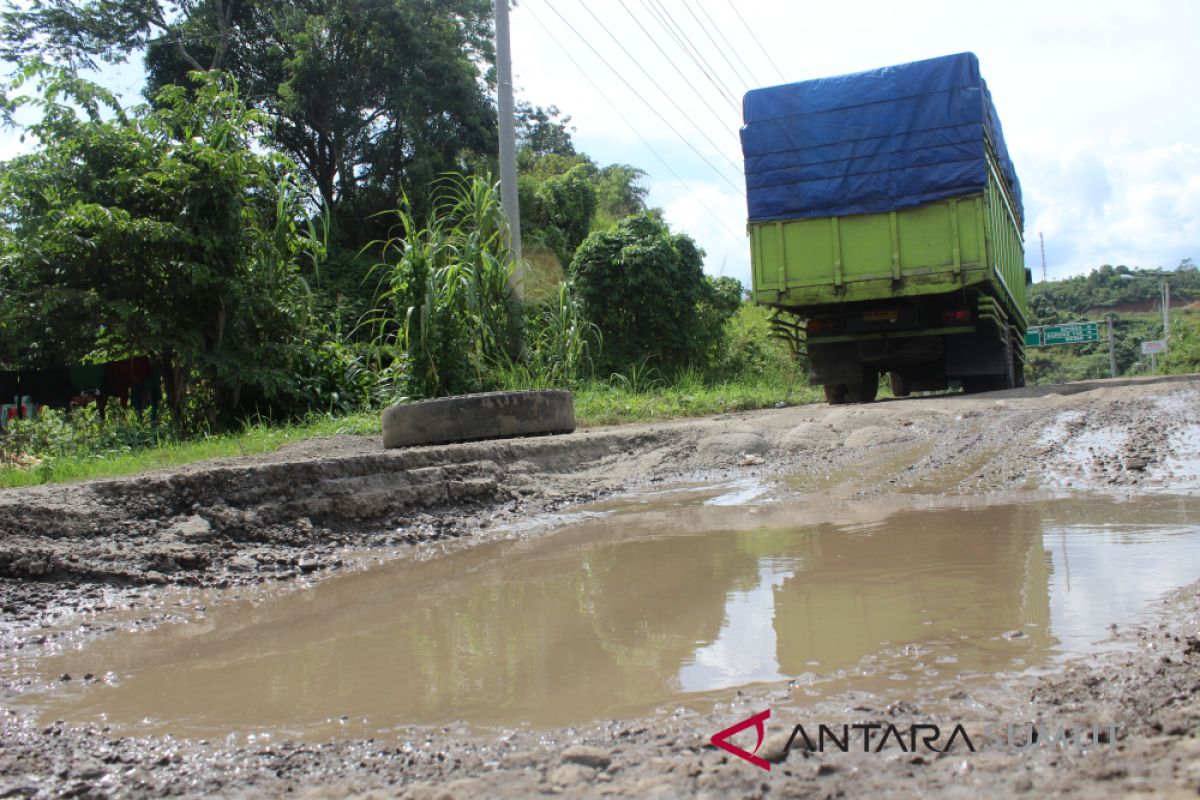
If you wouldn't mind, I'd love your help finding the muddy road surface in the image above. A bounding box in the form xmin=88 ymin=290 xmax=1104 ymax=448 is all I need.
xmin=2 ymin=375 xmax=1200 ymax=798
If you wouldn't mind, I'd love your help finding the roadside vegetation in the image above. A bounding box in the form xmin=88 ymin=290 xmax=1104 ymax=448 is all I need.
xmin=0 ymin=3 xmax=1193 ymax=487
xmin=0 ymin=2 xmax=809 ymax=486
xmin=1026 ymin=262 xmax=1200 ymax=383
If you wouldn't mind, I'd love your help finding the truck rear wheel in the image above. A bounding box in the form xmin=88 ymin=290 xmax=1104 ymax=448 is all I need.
xmin=844 ymin=368 xmax=879 ymax=404
xmin=993 ymin=331 xmax=1016 ymax=390
xmin=823 ymin=384 xmax=848 ymax=404
xmin=888 ymin=372 xmax=912 ymax=398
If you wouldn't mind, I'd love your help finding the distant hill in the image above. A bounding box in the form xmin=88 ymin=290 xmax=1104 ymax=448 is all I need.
xmin=1029 ymin=260 xmax=1197 ymax=325
xmin=1024 ymin=259 xmax=1199 ymax=383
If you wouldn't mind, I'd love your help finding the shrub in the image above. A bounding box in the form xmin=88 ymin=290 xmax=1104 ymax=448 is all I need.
xmin=571 ymin=213 xmax=734 ymax=376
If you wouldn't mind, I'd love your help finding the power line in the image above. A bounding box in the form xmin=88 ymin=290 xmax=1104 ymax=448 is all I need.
xmin=521 ymin=3 xmax=748 ymax=243
xmin=679 ymin=1 xmax=754 ymax=92
xmin=538 ymin=0 xmax=744 ymax=195
xmin=723 ymin=0 xmax=787 ymax=83
xmin=691 ymin=1 xmax=763 ymax=89
xmin=573 ymin=1 xmax=743 ymax=166
xmin=615 ymin=0 xmax=740 ymax=140
xmin=641 ymin=0 xmax=741 ymax=111
xmin=646 ymin=0 xmax=742 ymax=107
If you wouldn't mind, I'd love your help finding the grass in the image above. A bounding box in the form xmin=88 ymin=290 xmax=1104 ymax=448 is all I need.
xmin=0 ymin=412 xmax=381 ymax=489
xmin=0 ymin=374 xmax=815 ymax=489
xmin=573 ymin=376 xmax=819 ymax=426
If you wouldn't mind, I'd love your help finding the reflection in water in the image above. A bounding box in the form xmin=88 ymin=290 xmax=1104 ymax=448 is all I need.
xmin=24 ymin=495 xmax=1200 ymax=739
xmin=679 ymin=559 xmax=794 ymax=690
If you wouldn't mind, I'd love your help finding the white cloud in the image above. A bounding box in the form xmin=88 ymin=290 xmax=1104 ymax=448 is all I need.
xmin=513 ymin=0 xmax=1200 ymax=282
xmin=661 ymin=182 xmax=750 ymax=287
xmin=3 ymin=1 xmax=1197 ymax=283
xmin=1027 ymin=142 xmax=1200 ymax=276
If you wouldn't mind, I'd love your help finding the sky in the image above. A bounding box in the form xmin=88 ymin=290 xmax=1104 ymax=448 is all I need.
xmin=1 ymin=1 xmax=1196 ymax=290
xmin=509 ymin=0 xmax=1200 ymax=287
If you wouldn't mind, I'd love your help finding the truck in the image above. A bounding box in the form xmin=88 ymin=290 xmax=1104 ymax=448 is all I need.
xmin=740 ymin=52 xmax=1029 ymax=403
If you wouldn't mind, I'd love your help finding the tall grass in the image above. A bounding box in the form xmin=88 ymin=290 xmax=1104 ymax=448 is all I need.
xmin=368 ymin=174 xmax=518 ymax=400
xmin=369 ymin=174 xmax=600 ymax=399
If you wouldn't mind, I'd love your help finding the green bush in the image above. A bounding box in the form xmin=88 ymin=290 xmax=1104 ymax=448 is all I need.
xmin=571 ymin=213 xmax=735 ymax=376
xmin=1 ymin=404 xmax=162 ymax=473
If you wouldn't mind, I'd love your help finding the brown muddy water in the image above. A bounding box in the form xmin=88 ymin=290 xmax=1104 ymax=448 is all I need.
xmin=14 ymin=487 xmax=1200 ymax=742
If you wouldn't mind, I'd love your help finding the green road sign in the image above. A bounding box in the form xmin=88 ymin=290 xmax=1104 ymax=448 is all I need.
xmin=1041 ymin=322 xmax=1101 ymax=346
xmin=1026 ymin=321 xmax=1105 ymax=348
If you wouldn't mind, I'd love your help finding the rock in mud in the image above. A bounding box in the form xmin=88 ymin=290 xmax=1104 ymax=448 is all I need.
xmin=548 ymin=763 xmax=594 ymax=786
xmin=561 ymin=744 xmax=612 ymax=769
xmin=759 ymin=731 xmax=799 ymax=764
xmin=697 ymin=432 xmax=769 ymax=459
xmin=226 ymin=556 xmax=257 ymax=572
xmin=780 ymin=422 xmax=840 ymax=450
xmin=170 ymin=515 xmax=215 ymax=543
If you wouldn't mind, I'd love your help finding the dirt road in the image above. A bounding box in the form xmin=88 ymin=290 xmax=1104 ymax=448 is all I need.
xmin=2 ymin=375 xmax=1199 ymax=798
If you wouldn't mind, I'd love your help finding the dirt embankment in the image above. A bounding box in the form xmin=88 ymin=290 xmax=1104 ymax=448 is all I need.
xmin=2 ymin=374 xmax=1199 ymax=798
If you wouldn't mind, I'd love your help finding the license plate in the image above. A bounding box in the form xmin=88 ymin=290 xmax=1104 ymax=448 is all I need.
xmin=863 ymin=309 xmax=899 ymax=322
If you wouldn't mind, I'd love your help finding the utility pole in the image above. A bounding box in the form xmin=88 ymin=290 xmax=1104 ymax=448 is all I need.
xmin=1039 ymin=232 xmax=1046 ymax=283
xmin=1161 ymin=278 xmax=1170 ymax=339
xmin=495 ymin=0 xmax=524 ymax=298
xmin=1107 ymin=314 xmax=1117 ymax=379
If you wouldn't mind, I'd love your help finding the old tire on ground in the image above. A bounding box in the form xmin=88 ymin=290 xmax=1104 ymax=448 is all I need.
xmin=382 ymin=390 xmax=575 ymax=449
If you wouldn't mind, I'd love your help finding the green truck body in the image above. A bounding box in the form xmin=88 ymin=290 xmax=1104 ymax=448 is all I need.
xmin=741 ymin=53 xmax=1028 ymax=402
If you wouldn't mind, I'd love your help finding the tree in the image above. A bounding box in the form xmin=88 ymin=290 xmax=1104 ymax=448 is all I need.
xmin=147 ymin=0 xmax=497 ymax=235
xmin=0 ymin=0 xmax=240 ymax=72
xmin=519 ymin=163 xmax=597 ymax=266
xmin=515 ymin=102 xmax=575 ymax=158
xmin=571 ymin=213 xmax=733 ymax=376
xmin=2 ymin=0 xmax=500 ymax=241
xmin=0 ymin=67 xmax=315 ymax=426
xmin=516 ymin=148 xmax=649 ymax=271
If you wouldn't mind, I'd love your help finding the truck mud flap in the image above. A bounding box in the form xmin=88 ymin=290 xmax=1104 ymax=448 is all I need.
xmin=808 ymin=341 xmax=861 ymax=384
xmin=946 ymin=331 xmax=1006 ymax=375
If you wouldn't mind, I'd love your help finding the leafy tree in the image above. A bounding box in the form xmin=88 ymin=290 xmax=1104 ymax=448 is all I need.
xmin=0 ymin=67 xmax=315 ymax=427
xmin=516 ymin=148 xmax=649 ymax=274
xmin=519 ymin=162 xmax=597 ymax=265
xmin=0 ymin=0 xmax=240 ymax=72
xmin=592 ymin=163 xmax=648 ymax=227
xmin=515 ymin=101 xmax=575 ymax=158
xmin=570 ymin=213 xmax=735 ymax=376
xmin=2 ymin=0 xmax=499 ymax=240
xmin=147 ymin=0 xmax=497 ymax=235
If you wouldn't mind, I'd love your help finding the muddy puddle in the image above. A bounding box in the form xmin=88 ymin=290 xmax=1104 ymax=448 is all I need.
xmin=13 ymin=488 xmax=1200 ymax=742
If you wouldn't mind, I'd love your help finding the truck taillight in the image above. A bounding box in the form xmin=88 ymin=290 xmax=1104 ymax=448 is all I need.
xmin=941 ymin=309 xmax=971 ymax=324
xmin=807 ymin=319 xmax=834 ymax=335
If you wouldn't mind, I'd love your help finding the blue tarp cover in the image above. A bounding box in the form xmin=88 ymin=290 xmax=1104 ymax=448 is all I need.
xmin=741 ymin=52 xmax=1022 ymax=225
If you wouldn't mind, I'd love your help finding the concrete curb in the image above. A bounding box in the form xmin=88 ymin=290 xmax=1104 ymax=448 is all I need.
xmin=382 ymin=390 xmax=576 ymax=449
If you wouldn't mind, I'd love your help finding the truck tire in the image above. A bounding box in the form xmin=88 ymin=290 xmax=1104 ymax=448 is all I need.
xmin=888 ymin=372 xmax=912 ymax=398
xmin=961 ymin=376 xmax=989 ymax=394
xmin=382 ymin=390 xmax=576 ymax=449
xmin=993 ymin=331 xmax=1016 ymax=390
xmin=823 ymin=384 xmax=848 ymax=405
xmin=961 ymin=332 xmax=1015 ymax=394
xmin=844 ymin=368 xmax=879 ymax=404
